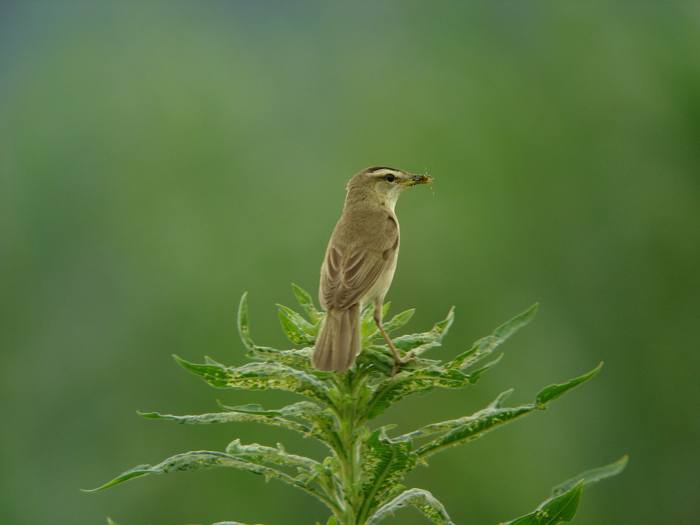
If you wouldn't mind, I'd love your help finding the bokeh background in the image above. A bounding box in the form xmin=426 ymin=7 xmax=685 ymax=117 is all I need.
xmin=2 ymin=2 xmax=699 ymax=524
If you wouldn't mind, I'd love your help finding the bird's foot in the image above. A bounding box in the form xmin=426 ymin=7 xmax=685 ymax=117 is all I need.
xmin=391 ymin=353 xmax=416 ymax=376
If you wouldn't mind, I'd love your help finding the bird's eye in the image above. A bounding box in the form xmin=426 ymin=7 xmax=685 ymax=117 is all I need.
xmin=384 ymin=174 xmax=396 ymax=182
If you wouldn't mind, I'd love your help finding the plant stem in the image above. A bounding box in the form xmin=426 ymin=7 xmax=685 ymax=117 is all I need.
xmin=333 ymin=371 xmax=366 ymax=525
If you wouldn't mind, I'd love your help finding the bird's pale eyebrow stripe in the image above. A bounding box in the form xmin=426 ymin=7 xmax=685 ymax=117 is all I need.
xmin=366 ymin=166 xmax=394 ymax=173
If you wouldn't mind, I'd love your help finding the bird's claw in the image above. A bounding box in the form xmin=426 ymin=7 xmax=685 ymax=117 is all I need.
xmin=391 ymin=352 xmax=416 ymax=376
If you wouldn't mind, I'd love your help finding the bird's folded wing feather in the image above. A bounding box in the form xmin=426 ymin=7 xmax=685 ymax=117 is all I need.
xmin=320 ymin=216 xmax=398 ymax=311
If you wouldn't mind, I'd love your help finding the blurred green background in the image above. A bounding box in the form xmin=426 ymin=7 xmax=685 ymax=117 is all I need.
xmin=1 ymin=1 xmax=699 ymax=524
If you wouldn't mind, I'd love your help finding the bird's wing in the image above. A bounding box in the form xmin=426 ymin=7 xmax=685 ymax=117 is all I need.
xmin=320 ymin=215 xmax=398 ymax=311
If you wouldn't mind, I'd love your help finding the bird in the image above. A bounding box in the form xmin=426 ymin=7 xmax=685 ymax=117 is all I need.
xmin=312 ymin=166 xmax=433 ymax=374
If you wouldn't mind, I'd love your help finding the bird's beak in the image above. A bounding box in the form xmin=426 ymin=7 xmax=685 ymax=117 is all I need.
xmin=401 ymin=173 xmax=433 ymax=187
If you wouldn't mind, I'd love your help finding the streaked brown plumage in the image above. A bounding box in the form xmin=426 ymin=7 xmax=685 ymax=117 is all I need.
xmin=312 ymin=166 xmax=432 ymax=373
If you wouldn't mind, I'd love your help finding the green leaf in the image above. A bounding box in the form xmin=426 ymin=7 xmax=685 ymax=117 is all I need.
xmin=225 ymin=439 xmax=320 ymax=478
xmin=501 ymin=481 xmax=583 ymax=525
xmin=536 ymin=362 xmax=603 ymax=406
xmin=84 ymin=451 xmax=245 ymax=492
xmin=502 ymin=457 xmax=627 ymax=524
xmin=84 ymin=450 xmax=337 ymax=511
xmin=238 ymin=292 xmax=311 ymax=366
xmin=218 ymin=400 xmax=322 ymax=421
xmin=391 ymin=307 xmax=454 ymax=355
xmin=400 ymin=388 xmax=518 ymax=442
xmin=367 ymin=488 xmax=454 ymax=525
xmin=551 ymin=455 xmax=628 ymax=496
xmin=380 ymin=308 xmax=416 ymax=334
xmin=106 ymin=519 xmax=119 ymax=525
xmin=246 ymin=346 xmax=314 ymax=369
xmin=359 ymin=428 xmax=415 ymax=519
xmin=412 ymin=398 xmax=535 ymax=459
xmin=291 ymin=283 xmax=321 ymax=323
xmin=450 ymin=303 xmax=538 ymax=369
xmin=364 ymin=364 xmax=477 ymax=420
xmin=357 ymin=345 xmax=396 ymax=375
xmin=137 ymin=400 xmax=320 ymax=435
xmin=411 ymin=363 xmax=603 ymax=459
xmin=277 ymin=304 xmax=317 ymax=345
xmin=237 ymin=292 xmax=255 ymax=351
xmin=173 ymin=355 xmax=331 ymax=404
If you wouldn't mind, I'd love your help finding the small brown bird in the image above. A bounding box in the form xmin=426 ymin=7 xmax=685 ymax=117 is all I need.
xmin=313 ymin=166 xmax=433 ymax=373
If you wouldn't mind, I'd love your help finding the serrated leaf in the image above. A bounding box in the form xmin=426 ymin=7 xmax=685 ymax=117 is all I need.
xmin=218 ymin=400 xmax=322 ymax=420
xmin=450 ymin=304 xmax=538 ymax=369
xmin=364 ymin=365 xmax=475 ymax=420
xmin=246 ymin=346 xmax=313 ymax=369
xmin=277 ymin=304 xmax=317 ymax=345
xmin=237 ymin=292 xmax=255 ymax=351
xmin=85 ymin=450 xmax=336 ymax=511
xmin=400 ymin=388 xmax=519 ymax=442
xmin=357 ymin=345 xmax=395 ymax=375
xmin=203 ymin=355 xmax=224 ymax=366
xmin=238 ymin=293 xmax=307 ymax=365
xmin=359 ymin=428 xmax=415 ymax=519
xmin=551 ymin=455 xmax=628 ymax=496
xmin=137 ymin=401 xmax=318 ymax=435
xmin=225 ymin=439 xmax=320 ymax=478
xmin=536 ymin=362 xmax=603 ymax=406
xmin=501 ymin=455 xmax=627 ymax=525
xmin=411 ymin=363 xmax=603 ymax=459
xmin=501 ymin=481 xmax=584 ymax=525
xmin=173 ymin=356 xmax=331 ymax=403
xmin=391 ymin=307 xmax=454 ymax=355
xmin=412 ymin=400 xmax=535 ymax=459
xmin=84 ymin=451 xmax=246 ymax=492
xmin=379 ymin=308 xmax=416 ymax=334
xmin=367 ymin=488 xmax=454 ymax=525
xmin=291 ymin=283 xmax=321 ymax=323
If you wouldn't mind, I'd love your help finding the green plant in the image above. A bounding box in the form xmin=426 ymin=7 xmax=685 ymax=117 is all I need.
xmin=87 ymin=284 xmax=626 ymax=525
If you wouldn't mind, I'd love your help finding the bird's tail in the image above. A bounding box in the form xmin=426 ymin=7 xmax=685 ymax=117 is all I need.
xmin=312 ymin=305 xmax=360 ymax=373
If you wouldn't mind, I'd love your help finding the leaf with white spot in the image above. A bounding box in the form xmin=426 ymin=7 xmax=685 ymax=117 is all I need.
xmin=391 ymin=307 xmax=454 ymax=356
xmin=291 ymin=283 xmax=322 ymax=324
xmin=550 ymin=455 xmax=628 ymax=496
xmin=277 ymin=304 xmax=317 ymax=345
xmin=381 ymin=308 xmax=416 ymax=335
xmin=224 ymin=439 xmax=324 ymax=487
xmin=412 ymin=363 xmax=604 ymax=459
xmin=367 ymin=488 xmax=454 ymax=525
xmin=173 ymin=355 xmax=331 ymax=404
xmin=138 ymin=400 xmax=321 ymax=436
xmin=84 ymin=450 xmax=336 ymax=512
xmin=359 ymin=427 xmax=415 ymax=519
xmin=237 ymin=292 xmax=255 ymax=351
xmin=364 ymin=362 xmax=484 ymax=420
xmin=449 ymin=304 xmax=538 ymax=370
xmin=501 ymin=481 xmax=584 ymax=525
xmin=500 ymin=456 xmax=627 ymax=524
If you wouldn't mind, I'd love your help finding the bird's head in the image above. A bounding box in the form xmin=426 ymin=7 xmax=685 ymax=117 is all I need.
xmin=346 ymin=166 xmax=432 ymax=210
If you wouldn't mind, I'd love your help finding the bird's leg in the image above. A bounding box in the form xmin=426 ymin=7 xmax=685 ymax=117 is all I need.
xmin=374 ymin=302 xmax=411 ymax=375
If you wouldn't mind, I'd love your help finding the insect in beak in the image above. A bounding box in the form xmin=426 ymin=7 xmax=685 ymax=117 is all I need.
xmin=403 ymin=173 xmax=433 ymax=186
